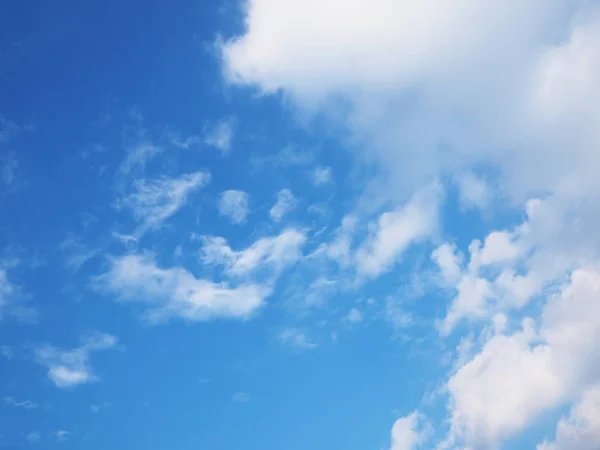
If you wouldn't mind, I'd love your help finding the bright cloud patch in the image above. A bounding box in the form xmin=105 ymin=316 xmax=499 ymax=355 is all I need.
xmin=35 ymin=333 xmax=118 ymax=389
xmin=218 ymin=189 xmax=249 ymax=224
xmin=97 ymin=252 xmax=269 ymax=323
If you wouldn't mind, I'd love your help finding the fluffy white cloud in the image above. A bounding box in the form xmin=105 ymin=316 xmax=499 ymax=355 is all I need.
xmin=97 ymin=252 xmax=269 ymax=323
xmin=116 ymin=171 xmax=210 ymax=235
xmin=390 ymin=412 xmax=428 ymax=450
xmin=218 ymin=190 xmax=249 ymax=224
xmin=344 ymin=308 xmax=362 ymax=323
xmin=538 ymin=386 xmax=600 ymax=450
xmin=446 ymin=268 xmax=600 ymax=448
xmin=200 ymin=228 xmax=306 ymax=276
xmin=355 ymin=183 xmax=441 ymax=277
xmin=269 ymin=188 xmax=297 ymax=222
xmin=35 ymin=333 xmax=118 ymax=389
xmin=221 ymin=1 xmax=600 ymax=216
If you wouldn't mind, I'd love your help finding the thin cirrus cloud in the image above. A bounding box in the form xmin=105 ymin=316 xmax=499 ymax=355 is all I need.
xmin=115 ymin=170 xmax=211 ymax=236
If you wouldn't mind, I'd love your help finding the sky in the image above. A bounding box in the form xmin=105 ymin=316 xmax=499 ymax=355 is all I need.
xmin=1 ymin=0 xmax=600 ymax=449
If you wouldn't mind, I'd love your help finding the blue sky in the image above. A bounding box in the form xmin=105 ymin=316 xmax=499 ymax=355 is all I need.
xmin=2 ymin=1 xmax=600 ymax=449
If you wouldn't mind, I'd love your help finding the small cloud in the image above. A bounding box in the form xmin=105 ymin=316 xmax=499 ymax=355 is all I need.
xmin=279 ymin=328 xmax=318 ymax=349
xmin=218 ymin=190 xmax=249 ymax=224
xmin=89 ymin=405 xmax=100 ymax=413
xmin=344 ymin=308 xmax=363 ymax=323
xmin=55 ymin=430 xmax=69 ymax=442
xmin=115 ymin=171 xmax=211 ymax=236
xmin=205 ymin=119 xmax=235 ymax=155
xmin=312 ymin=166 xmax=332 ymax=186
xmin=0 ymin=265 xmax=38 ymax=325
xmin=59 ymin=237 xmax=102 ymax=273
xmin=27 ymin=432 xmax=41 ymax=444
xmin=35 ymin=332 xmax=118 ymax=389
xmin=231 ymin=392 xmax=251 ymax=403
xmin=270 ymin=189 xmax=297 ymax=222
xmin=4 ymin=397 xmax=38 ymax=409
xmin=1 ymin=152 xmax=19 ymax=188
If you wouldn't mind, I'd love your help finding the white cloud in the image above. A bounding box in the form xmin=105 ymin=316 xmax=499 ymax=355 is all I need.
xmin=117 ymin=141 xmax=162 ymax=179
xmin=218 ymin=190 xmax=249 ymax=224
xmin=35 ymin=333 xmax=118 ymax=389
xmin=0 ymin=266 xmax=38 ymax=324
xmin=97 ymin=252 xmax=269 ymax=323
xmin=538 ymin=385 xmax=600 ymax=450
xmin=431 ymin=243 xmax=462 ymax=285
xmin=269 ymin=188 xmax=297 ymax=222
xmin=59 ymin=237 xmax=101 ymax=272
xmin=116 ymin=171 xmax=210 ymax=235
xmin=55 ymin=430 xmax=69 ymax=442
xmin=205 ymin=119 xmax=234 ymax=155
xmin=279 ymin=328 xmax=318 ymax=349
xmin=355 ymin=183 xmax=441 ymax=277
xmin=446 ymin=268 xmax=600 ymax=448
xmin=344 ymin=308 xmax=362 ymax=323
xmin=312 ymin=166 xmax=332 ymax=185
xmin=200 ymin=228 xmax=306 ymax=277
xmin=4 ymin=397 xmax=38 ymax=409
xmin=390 ymin=412 xmax=428 ymax=450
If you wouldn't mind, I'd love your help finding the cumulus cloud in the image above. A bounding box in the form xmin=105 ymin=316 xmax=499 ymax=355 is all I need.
xmin=116 ymin=171 xmax=210 ymax=236
xmin=538 ymin=385 xmax=600 ymax=450
xmin=446 ymin=268 xmax=600 ymax=448
xmin=97 ymin=252 xmax=269 ymax=323
xmin=219 ymin=2 xmax=600 ymax=449
xmin=269 ymin=189 xmax=297 ymax=222
xmin=218 ymin=190 xmax=249 ymax=224
xmin=390 ymin=412 xmax=428 ymax=450
xmin=35 ymin=333 xmax=118 ymax=389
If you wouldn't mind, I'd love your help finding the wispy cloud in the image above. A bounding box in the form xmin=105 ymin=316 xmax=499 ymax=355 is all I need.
xmin=204 ymin=118 xmax=235 ymax=155
xmin=96 ymin=253 xmax=269 ymax=323
xmin=312 ymin=166 xmax=332 ymax=186
xmin=59 ymin=237 xmax=102 ymax=272
xmin=0 ymin=265 xmax=38 ymax=324
xmin=35 ymin=333 xmax=118 ymax=389
xmin=278 ymin=328 xmax=318 ymax=349
xmin=27 ymin=432 xmax=41 ymax=444
xmin=270 ymin=189 xmax=297 ymax=222
xmin=200 ymin=228 xmax=306 ymax=276
xmin=4 ymin=397 xmax=38 ymax=409
xmin=116 ymin=171 xmax=210 ymax=236
xmin=218 ymin=190 xmax=249 ymax=224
